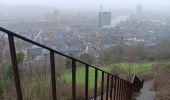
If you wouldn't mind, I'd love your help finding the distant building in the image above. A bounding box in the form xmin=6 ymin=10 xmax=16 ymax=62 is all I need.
xmin=53 ymin=10 xmax=60 ymax=23
xmin=98 ymin=11 xmax=112 ymax=27
xmin=136 ymin=4 xmax=142 ymax=15
xmin=45 ymin=14 xmax=51 ymax=24
xmin=26 ymin=46 xmax=42 ymax=60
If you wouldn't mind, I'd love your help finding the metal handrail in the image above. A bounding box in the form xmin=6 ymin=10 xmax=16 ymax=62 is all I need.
xmin=0 ymin=26 xmax=143 ymax=100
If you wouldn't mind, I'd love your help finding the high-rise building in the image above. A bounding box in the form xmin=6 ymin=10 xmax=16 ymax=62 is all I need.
xmin=98 ymin=11 xmax=111 ymax=27
xmin=136 ymin=4 xmax=142 ymax=15
xmin=45 ymin=14 xmax=51 ymax=24
xmin=53 ymin=10 xmax=60 ymax=23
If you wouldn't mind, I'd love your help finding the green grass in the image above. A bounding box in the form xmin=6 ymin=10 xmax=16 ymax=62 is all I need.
xmin=61 ymin=66 xmax=112 ymax=88
xmin=114 ymin=62 xmax=155 ymax=74
xmin=24 ymin=62 xmax=156 ymax=91
xmin=61 ymin=62 xmax=155 ymax=88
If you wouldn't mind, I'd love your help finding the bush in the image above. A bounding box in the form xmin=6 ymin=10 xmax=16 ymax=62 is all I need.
xmin=0 ymin=65 xmax=13 ymax=96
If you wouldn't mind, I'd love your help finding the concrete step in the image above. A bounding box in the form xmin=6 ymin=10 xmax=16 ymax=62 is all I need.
xmin=134 ymin=80 xmax=155 ymax=100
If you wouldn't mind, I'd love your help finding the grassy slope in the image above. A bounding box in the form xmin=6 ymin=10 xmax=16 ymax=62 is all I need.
xmin=115 ymin=62 xmax=155 ymax=74
xmin=61 ymin=62 xmax=155 ymax=88
xmin=61 ymin=66 xmax=112 ymax=88
xmin=18 ymin=62 xmax=155 ymax=99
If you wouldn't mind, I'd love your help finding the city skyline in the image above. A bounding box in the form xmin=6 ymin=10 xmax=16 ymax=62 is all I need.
xmin=0 ymin=0 xmax=170 ymax=10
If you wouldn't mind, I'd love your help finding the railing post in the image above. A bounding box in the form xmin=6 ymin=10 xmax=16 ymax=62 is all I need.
xmin=121 ymin=80 xmax=124 ymax=100
xmin=72 ymin=59 xmax=76 ymax=100
xmin=129 ymin=84 xmax=133 ymax=100
xmin=94 ymin=69 xmax=98 ymax=100
xmin=101 ymin=71 xmax=104 ymax=100
xmin=116 ymin=78 xmax=120 ymax=100
xmin=119 ymin=80 xmax=121 ymax=100
xmin=8 ymin=34 xmax=23 ymax=100
xmin=118 ymin=80 xmax=121 ymax=100
xmin=50 ymin=50 xmax=57 ymax=100
xmin=127 ymin=82 xmax=130 ymax=100
xmin=110 ymin=75 xmax=113 ymax=100
xmin=120 ymin=80 xmax=123 ymax=100
xmin=106 ymin=74 xmax=110 ymax=100
xmin=122 ymin=81 xmax=125 ymax=100
xmin=124 ymin=82 xmax=126 ymax=100
xmin=126 ymin=82 xmax=129 ymax=100
xmin=113 ymin=77 xmax=117 ymax=100
xmin=85 ymin=64 xmax=89 ymax=100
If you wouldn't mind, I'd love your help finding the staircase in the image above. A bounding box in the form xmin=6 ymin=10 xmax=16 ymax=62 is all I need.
xmin=0 ymin=26 xmax=144 ymax=100
xmin=134 ymin=80 xmax=155 ymax=100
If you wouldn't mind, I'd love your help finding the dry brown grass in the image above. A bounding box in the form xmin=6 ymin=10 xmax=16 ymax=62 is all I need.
xmin=154 ymin=62 xmax=170 ymax=100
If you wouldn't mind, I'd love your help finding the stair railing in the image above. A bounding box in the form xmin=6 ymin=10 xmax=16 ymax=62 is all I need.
xmin=0 ymin=26 xmax=143 ymax=100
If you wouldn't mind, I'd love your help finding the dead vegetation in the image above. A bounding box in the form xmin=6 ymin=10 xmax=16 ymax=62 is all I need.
xmin=154 ymin=62 xmax=170 ymax=100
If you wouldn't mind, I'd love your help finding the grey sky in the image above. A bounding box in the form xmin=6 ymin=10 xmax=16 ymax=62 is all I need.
xmin=0 ymin=0 xmax=170 ymax=10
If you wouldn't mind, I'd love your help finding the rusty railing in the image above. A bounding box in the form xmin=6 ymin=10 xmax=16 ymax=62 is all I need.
xmin=0 ymin=26 xmax=143 ymax=100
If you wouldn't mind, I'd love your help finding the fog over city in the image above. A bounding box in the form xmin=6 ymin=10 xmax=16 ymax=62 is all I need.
xmin=1 ymin=0 xmax=170 ymax=10
xmin=1 ymin=0 xmax=170 ymax=100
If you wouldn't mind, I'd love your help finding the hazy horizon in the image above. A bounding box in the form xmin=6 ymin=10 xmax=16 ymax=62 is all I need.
xmin=0 ymin=0 xmax=170 ymax=11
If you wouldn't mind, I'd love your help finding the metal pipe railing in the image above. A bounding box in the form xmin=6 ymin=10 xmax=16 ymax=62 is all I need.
xmin=0 ymin=26 xmax=143 ymax=100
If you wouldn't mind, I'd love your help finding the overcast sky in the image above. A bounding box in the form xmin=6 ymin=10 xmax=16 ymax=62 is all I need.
xmin=0 ymin=0 xmax=170 ymax=10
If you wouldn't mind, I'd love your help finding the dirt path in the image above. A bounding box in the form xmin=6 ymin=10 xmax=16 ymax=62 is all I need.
xmin=134 ymin=80 xmax=155 ymax=100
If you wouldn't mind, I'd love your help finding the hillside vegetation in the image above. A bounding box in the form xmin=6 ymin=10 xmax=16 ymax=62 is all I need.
xmin=61 ymin=62 xmax=155 ymax=88
xmin=155 ymin=62 xmax=170 ymax=100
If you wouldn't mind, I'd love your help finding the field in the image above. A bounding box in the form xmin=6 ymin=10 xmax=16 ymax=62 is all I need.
xmin=61 ymin=62 xmax=155 ymax=88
